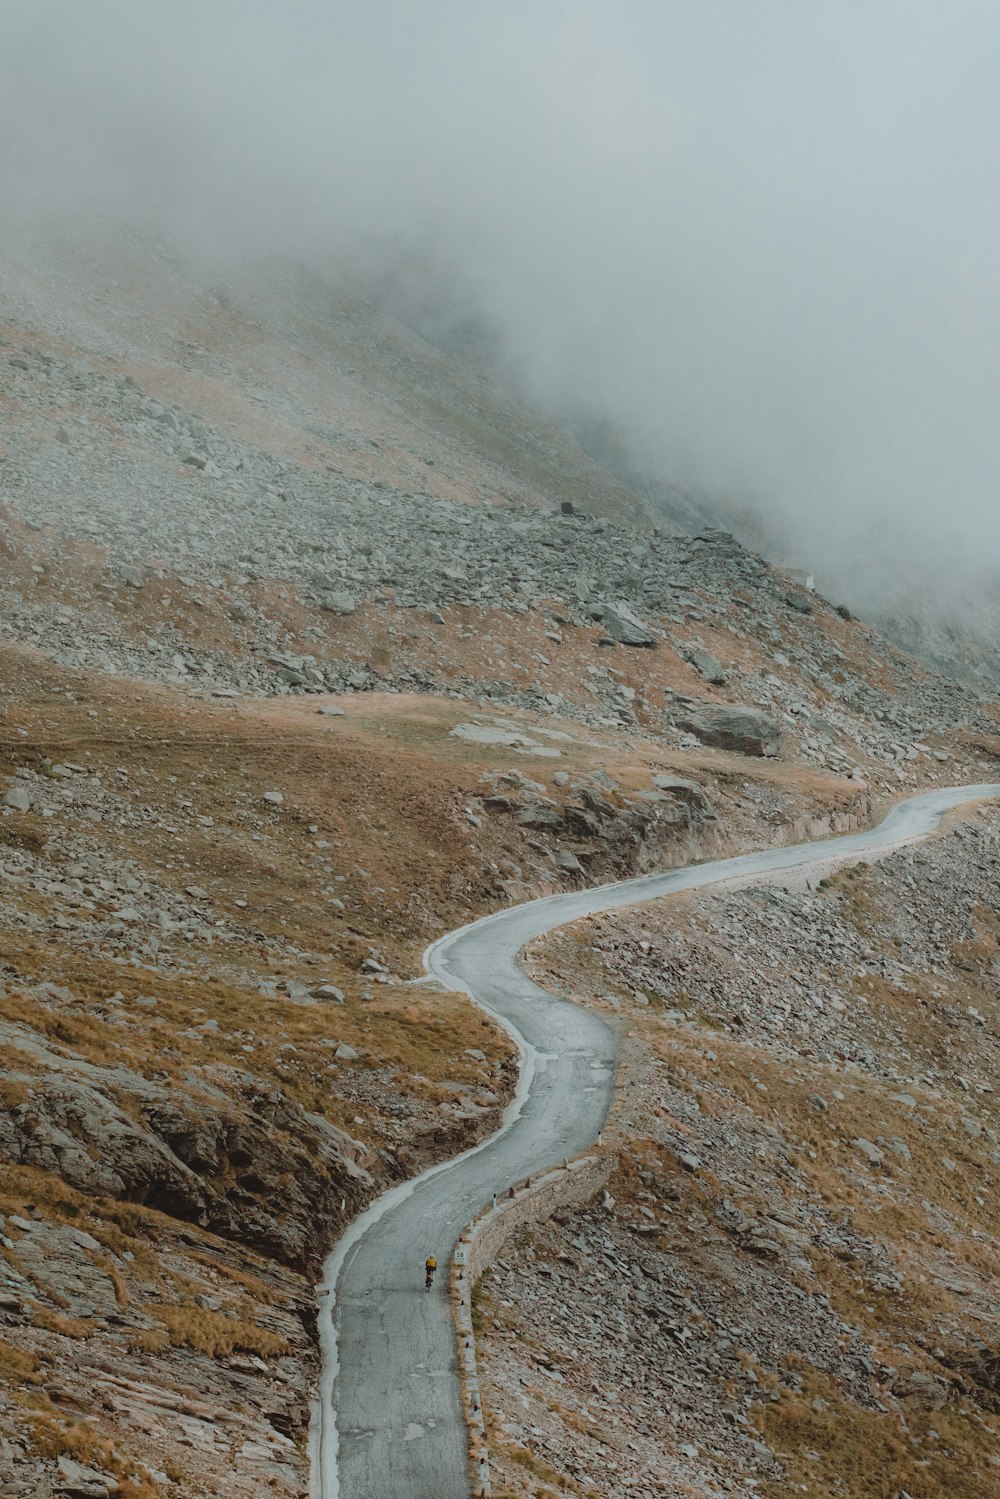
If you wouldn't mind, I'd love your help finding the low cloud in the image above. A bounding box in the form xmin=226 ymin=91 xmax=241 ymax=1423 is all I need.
xmin=3 ymin=1 xmax=1000 ymax=609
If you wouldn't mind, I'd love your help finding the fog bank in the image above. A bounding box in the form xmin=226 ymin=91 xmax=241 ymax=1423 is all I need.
xmin=3 ymin=1 xmax=999 ymax=607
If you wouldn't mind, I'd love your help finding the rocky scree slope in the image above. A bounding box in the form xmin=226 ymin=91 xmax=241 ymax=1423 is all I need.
xmin=1 ymin=318 xmax=996 ymax=793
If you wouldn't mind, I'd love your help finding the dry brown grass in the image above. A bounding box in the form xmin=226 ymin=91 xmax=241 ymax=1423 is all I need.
xmin=26 ymin=1410 xmax=165 ymax=1498
xmin=0 ymin=1336 xmax=40 ymax=1385
xmin=0 ymin=932 xmax=508 ymax=1137
xmin=756 ymin=1365 xmax=1000 ymax=1499
xmin=157 ymin=1304 xmax=289 ymax=1361
xmin=30 ymin=1309 xmax=96 ymax=1340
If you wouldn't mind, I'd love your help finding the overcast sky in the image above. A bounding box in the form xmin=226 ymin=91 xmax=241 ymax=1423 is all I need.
xmin=3 ymin=1 xmax=999 ymax=598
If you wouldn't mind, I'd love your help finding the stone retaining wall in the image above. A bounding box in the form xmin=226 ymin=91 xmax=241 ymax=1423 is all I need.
xmin=450 ymin=1151 xmax=616 ymax=1498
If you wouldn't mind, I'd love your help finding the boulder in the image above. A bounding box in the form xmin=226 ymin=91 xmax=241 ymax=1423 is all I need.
xmin=685 ymin=646 xmax=726 ymax=684
xmin=601 ymin=602 xmax=657 ymax=648
xmin=311 ymin=984 xmax=346 ymax=1003
xmin=783 ymin=589 xmax=814 ymax=614
xmin=679 ymin=706 xmax=782 ymax=757
xmin=2 ymin=785 xmax=31 ymax=812
xmin=321 ymin=590 xmax=358 ymax=616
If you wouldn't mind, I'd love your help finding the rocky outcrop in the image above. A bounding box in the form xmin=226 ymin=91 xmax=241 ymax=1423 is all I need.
xmin=651 ymin=774 xmax=715 ymax=813
xmin=680 ymin=704 xmax=782 ymax=756
xmin=480 ymin=768 xmax=717 ymax=882
xmin=0 ymin=1056 xmax=373 ymax=1271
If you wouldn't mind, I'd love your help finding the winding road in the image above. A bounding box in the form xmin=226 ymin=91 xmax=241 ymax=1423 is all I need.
xmin=309 ymin=782 xmax=1000 ymax=1499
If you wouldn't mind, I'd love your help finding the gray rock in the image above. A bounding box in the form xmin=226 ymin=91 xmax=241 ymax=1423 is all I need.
xmin=321 ymin=590 xmax=358 ymax=616
xmin=279 ymin=979 xmax=314 ymax=1004
xmin=601 ymin=602 xmax=657 ymax=648
xmin=56 ymin=1455 xmax=119 ymax=1496
xmin=2 ymin=786 xmax=31 ymax=812
xmin=685 ymin=646 xmax=726 ymax=684
xmin=12 ymin=1221 xmax=121 ymax=1319
xmin=853 ymin=1138 xmax=884 ymax=1167
xmin=335 ymin=1043 xmax=360 ymax=1061
xmin=651 ymin=775 xmax=712 ymax=814
xmin=0 ymin=1065 xmax=370 ymax=1267
xmin=311 ymin=984 xmax=346 ymax=1003
xmin=262 ymin=790 xmax=284 ymax=805
xmin=679 ymin=705 xmax=782 ymax=757
xmin=784 ymin=589 xmax=814 ymax=614
xmin=893 ymin=1371 xmax=948 ymax=1410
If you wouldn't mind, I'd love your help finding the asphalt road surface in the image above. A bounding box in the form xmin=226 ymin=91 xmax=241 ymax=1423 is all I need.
xmin=310 ymin=782 xmax=1000 ymax=1499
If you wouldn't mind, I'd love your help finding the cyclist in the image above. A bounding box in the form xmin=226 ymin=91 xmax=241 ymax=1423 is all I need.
xmin=424 ymin=1256 xmax=437 ymax=1291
